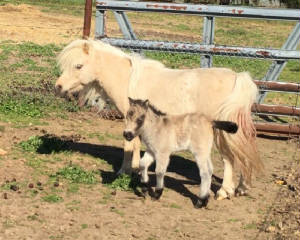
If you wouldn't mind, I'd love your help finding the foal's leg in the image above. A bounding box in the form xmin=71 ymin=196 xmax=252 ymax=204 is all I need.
xmin=139 ymin=151 xmax=155 ymax=196
xmin=140 ymin=151 xmax=155 ymax=184
xmin=153 ymin=153 xmax=170 ymax=200
xmin=215 ymin=158 xmax=235 ymax=200
xmin=194 ymin=151 xmax=213 ymax=208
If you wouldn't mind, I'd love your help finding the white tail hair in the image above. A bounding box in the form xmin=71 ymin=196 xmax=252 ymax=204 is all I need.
xmin=214 ymin=72 xmax=263 ymax=184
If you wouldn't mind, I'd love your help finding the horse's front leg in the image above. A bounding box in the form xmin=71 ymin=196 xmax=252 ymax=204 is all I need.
xmin=118 ymin=137 xmax=141 ymax=175
xmin=215 ymin=158 xmax=235 ymax=200
xmin=132 ymin=136 xmax=141 ymax=170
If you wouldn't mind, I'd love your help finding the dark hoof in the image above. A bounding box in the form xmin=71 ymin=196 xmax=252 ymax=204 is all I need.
xmin=140 ymin=182 xmax=149 ymax=197
xmin=194 ymin=195 xmax=210 ymax=209
xmin=151 ymin=188 xmax=163 ymax=201
xmin=235 ymin=187 xmax=248 ymax=197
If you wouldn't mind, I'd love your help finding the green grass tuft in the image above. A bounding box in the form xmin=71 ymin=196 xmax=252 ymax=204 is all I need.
xmin=42 ymin=194 xmax=63 ymax=203
xmin=52 ymin=164 xmax=97 ymax=184
xmin=106 ymin=174 xmax=139 ymax=191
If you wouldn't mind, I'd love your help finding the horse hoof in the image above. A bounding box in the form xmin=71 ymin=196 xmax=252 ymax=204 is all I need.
xmin=195 ymin=195 xmax=209 ymax=209
xmin=151 ymin=188 xmax=163 ymax=201
xmin=235 ymin=187 xmax=248 ymax=197
xmin=215 ymin=187 xmax=234 ymax=200
xmin=140 ymin=182 xmax=149 ymax=197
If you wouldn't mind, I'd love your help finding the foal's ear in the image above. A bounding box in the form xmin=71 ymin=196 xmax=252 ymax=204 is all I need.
xmin=143 ymin=99 xmax=149 ymax=108
xmin=128 ymin=97 xmax=134 ymax=105
xmin=83 ymin=42 xmax=89 ymax=55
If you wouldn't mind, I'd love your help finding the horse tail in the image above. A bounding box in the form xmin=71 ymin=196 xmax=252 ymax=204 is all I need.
xmin=212 ymin=121 xmax=238 ymax=134
xmin=214 ymin=72 xmax=264 ymax=185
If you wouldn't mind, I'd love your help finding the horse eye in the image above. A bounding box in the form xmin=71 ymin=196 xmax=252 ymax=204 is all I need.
xmin=128 ymin=111 xmax=134 ymax=117
xmin=75 ymin=64 xmax=83 ymax=70
xmin=137 ymin=115 xmax=145 ymax=125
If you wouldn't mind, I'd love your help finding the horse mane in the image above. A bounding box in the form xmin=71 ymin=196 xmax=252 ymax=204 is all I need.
xmin=148 ymin=102 xmax=166 ymax=116
xmin=58 ymin=39 xmax=165 ymax=73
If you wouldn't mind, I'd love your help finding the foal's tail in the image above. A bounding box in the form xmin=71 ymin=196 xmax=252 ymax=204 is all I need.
xmin=213 ymin=121 xmax=238 ymax=134
xmin=214 ymin=72 xmax=264 ymax=185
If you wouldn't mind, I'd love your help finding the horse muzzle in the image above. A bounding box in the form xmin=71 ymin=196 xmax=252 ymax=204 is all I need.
xmin=123 ymin=131 xmax=134 ymax=141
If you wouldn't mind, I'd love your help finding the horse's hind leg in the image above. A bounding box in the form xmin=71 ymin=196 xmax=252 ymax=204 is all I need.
xmin=235 ymin=174 xmax=250 ymax=196
xmin=215 ymin=158 xmax=235 ymax=200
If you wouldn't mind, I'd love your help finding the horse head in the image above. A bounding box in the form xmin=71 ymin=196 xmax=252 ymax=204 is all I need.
xmin=55 ymin=39 xmax=98 ymax=99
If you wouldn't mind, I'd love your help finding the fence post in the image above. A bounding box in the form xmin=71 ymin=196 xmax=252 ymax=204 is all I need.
xmin=83 ymin=0 xmax=93 ymax=39
xmin=201 ymin=16 xmax=215 ymax=68
xmin=257 ymin=22 xmax=300 ymax=103
xmin=95 ymin=10 xmax=106 ymax=38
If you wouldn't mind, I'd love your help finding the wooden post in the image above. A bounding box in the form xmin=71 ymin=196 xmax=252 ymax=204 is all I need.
xmin=83 ymin=0 xmax=93 ymax=39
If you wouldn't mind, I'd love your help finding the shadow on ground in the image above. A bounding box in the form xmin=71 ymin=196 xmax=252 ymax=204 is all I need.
xmin=36 ymin=134 xmax=223 ymax=205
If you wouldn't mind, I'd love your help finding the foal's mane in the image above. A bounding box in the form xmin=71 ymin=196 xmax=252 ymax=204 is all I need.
xmin=148 ymin=103 xmax=167 ymax=116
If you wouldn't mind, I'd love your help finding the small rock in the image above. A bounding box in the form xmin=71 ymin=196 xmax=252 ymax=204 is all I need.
xmin=111 ymin=190 xmax=117 ymax=196
xmin=36 ymin=181 xmax=42 ymax=186
xmin=288 ymin=185 xmax=295 ymax=192
xmin=95 ymin=224 xmax=100 ymax=229
xmin=53 ymin=182 xmax=59 ymax=187
xmin=266 ymin=226 xmax=276 ymax=232
xmin=10 ymin=185 xmax=19 ymax=191
xmin=3 ymin=193 xmax=8 ymax=199
xmin=0 ymin=149 xmax=7 ymax=156
xmin=28 ymin=183 xmax=34 ymax=188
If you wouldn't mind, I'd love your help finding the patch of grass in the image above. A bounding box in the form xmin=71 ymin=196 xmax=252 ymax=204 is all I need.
xmin=81 ymin=224 xmax=88 ymax=229
xmin=42 ymin=194 xmax=63 ymax=203
xmin=52 ymin=164 xmax=97 ymax=184
xmin=106 ymin=174 xmax=139 ymax=191
xmin=243 ymin=222 xmax=257 ymax=230
xmin=170 ymin=203 xmax=182 ymax=209
xmin=110 ymin=207 xmax=125 ymax=217
xmin=67 ymin=183 xmax=80 ymax=193
xmin=19 ymin=135 xmax=69 ymax=154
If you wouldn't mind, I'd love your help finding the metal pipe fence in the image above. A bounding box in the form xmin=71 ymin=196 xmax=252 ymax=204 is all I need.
xmin=92 ymin=0 xmax=300 ymax=135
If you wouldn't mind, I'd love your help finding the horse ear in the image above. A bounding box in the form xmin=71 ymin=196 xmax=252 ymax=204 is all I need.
xmin=143 ymin=99 xmax=149 ymax=108
xmin=128 ymin=97 xmax=134 ymax=105
xmin=83 ymin=42 xmax=89 ymax=55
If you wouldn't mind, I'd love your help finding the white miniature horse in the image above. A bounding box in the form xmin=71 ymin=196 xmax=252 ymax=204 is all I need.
xmin=123 ymin=98 xmax=238 ymax=208
xmin=55 ymin=39 xmax=263 ymax=200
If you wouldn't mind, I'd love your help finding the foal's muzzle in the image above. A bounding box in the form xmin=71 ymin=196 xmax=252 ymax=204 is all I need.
xmin=123 ymin=131 xmax=134 ymax=141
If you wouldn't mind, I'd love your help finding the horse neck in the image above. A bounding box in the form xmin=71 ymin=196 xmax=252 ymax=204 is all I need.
xmin=94 ymin=50 xmax=132 ymax=114
xmin=140 ymin=110 xmax=161 ymax=147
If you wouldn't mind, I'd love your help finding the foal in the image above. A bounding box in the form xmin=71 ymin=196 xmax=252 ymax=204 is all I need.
xmin=123 ymin=98 xmax=238 ymax=208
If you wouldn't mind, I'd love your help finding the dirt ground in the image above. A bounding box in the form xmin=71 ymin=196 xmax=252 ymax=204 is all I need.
xmin=0 ymin=3 xmax=299 ymax=240
xmin=0 ymin=111 xmax=299 ymax=240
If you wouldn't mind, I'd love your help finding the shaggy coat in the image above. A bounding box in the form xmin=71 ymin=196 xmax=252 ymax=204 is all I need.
xmin=124 ymin=98 xmax=239 ymax=208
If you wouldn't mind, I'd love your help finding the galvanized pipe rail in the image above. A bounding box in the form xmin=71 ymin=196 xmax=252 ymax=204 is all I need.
xmin=100 ymin=38 xmax=300 ymax=60
xmin=96 ymin=1 xmax=300 ymax=20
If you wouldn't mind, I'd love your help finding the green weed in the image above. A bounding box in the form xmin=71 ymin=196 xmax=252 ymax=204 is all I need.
xmin=51 ymin=164 xmax=97 ymax=184
xmin=106 ymin=174 xmax=139 ymax=191
xmin=19 ymin=135 xmax=69 ymax=154
xmin=42 ymin=194 xmax=63 ymax=203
